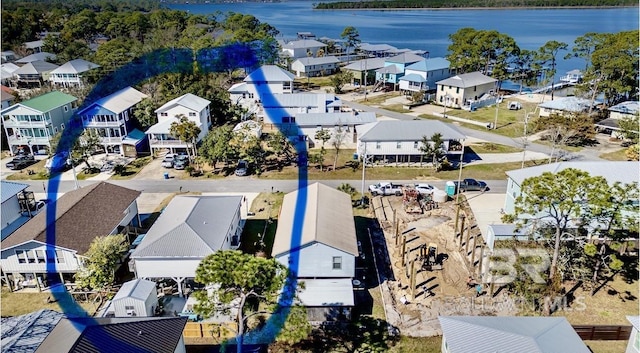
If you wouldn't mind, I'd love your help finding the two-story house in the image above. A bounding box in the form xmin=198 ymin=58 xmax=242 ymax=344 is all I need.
xmin=0 ymin=182 xmax=141 ymax=292
xmin=399 ymin=57 xmax=452 ymax=94
xmin=436 ymin=71 xmax=497 ymax=109
xmin=1 ymin=181 xmax=29 ymax=240
xmin=262 ymin=92 xmax=342 ymax=127
xmin=13 ymin=61 xmax=59 ymax=88
xmin=1 ymin=91 xmax=77 ymax=155
xmin=294 ymin=111 xmax=377 ymax=149
xmin=374 ymin=53 xmax=425 ymax=90
xmin=281 ymin=39 xmax=327 ymax=60
xmin=78 ymin=86 xmax=148 ymax=156
xmin=130 ymin=196 xmax=244 ymax=297
xmin=49 ymin=59 xmax=100 ymax=87
xmin=342 ymin=58 xmax=386 ymax=87
xmin=146 ymin=93 xmax=211 ymax=156
xmin=538 ymin=96 xmax=600 ymax=118
xmin=356 ymin=120 xmax=466 ymax=165
xmin=229 ymin=65 xmax=295 ymax=111
xmin=272 ymin=182 xmax=359 ymax=323
xmin=291 ymin=56 xmax=340 ymax=77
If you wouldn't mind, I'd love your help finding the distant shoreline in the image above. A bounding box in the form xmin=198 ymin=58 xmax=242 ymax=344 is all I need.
xmin=311 ymin=5 xmax=638 ymax=11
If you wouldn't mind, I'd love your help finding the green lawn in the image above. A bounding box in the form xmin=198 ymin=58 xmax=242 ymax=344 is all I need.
xmin=467 ymin=142 xmax=523 ymax=154
xmin=5 ymin=159 xmax=49 ymax=180
xmin=109 ymin=156 xmax=152 ymax=180
xmin=1 ymin=288 xmax=99 ymax=317
xmin=600 ymin=148 xmax=629 ymax=161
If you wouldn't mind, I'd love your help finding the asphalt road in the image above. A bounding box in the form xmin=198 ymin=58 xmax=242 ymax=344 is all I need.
xmin=25 ymin=178 xmax=508 ymax=195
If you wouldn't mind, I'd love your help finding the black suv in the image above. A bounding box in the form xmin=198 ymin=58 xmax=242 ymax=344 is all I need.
xmin=6 ymin=154 xmax=35 ymax=170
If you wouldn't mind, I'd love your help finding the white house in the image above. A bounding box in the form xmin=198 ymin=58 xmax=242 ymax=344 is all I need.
xmin=1 ymin=63 xmax=19 ymax=86
xmin=597 ymin=101 xmax=639 ymax=138
xmin=439 ymin=316 xmax=590 ymax=353
xmin=436 ymin=71 xmax=497 ymax=109
xmin=78 ymin=86 xmax=148 ymax=156
xmin=146 ymin=93 xmax=211 ymax=155
xmin=291 ymin=56 xmax=340 ymax=77
xmin=1 ymin=181 xmax=29 ymax=240
xmin=261 ymin=92 xmax=342 ymax=126
xmin=229 ymin=65 xmax=295 ymax=113
xmin=281 ymin=39 xmax=327 ymax=59
xmin=49 ymin=59 xmax=100 ymax=87
xmin=399 ymin=57 xmax=452 ymax=93
xmin=130 ymin=196 xmax=244 ymax=297
xmin=0 ymin=182 xmax=141 ymax=291
xmin=272 ymin=182 xmax=358 ymax=322
xmin=110 ymin=278 xmax=158 ymax=317
xmin=12 ymin=61 xmax=59 ymax=88
xmin=356 ymin=120 xmax=466 ymax=164
xmin=1 ymin=91 xmax=78 ymax=155
xmin=627 ymin=316 xmax=640 ymax=353
xmin=503 ymin=161 xmax=639 ymax=215
xmin=294 ymin=111 xmax=377 ymax=149
xmin=538 ymin=96 xmax=600 ymax=118
xmin=342 ymin=57 xmax=386 ymax=87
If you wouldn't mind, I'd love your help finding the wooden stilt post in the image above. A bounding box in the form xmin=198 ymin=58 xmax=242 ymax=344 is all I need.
xmin=465 ymin=222 xmax=472 ymax=256
xmin=478 ymin=244 xmax=485 ymax=279
xmin=401 ymin=235 xmax=407 ymax=267
xmin=471 ymin=233 xmax=479 ymax=267
xmin=410 ymin=258 xmax=417 ymax=301
xmin=454 ymin=204 xmax=461 ymax=237
xmin=459 ymin=216 xmax=466 ymax=248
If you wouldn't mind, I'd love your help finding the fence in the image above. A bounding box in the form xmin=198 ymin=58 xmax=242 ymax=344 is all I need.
xmin=183 ymin=322 xmax=236 ymax=340
xmin=572 ymin=325 xmax=632 ymax=340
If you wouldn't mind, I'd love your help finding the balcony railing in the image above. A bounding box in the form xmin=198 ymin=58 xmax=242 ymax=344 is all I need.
xmin=7 ymin=135 xmax=51 ymax=145
xmin=3 ymin=120 xmax=50 ymax=128
xmin=99 ymin=136 xmax=125 ymax=144
xmin=83 ymin=120 xmax=124 ymax=128
xmin=149 ymin=139 xmax=187 ymax=146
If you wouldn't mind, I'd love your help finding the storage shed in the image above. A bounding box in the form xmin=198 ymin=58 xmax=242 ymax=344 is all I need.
xmin=112 ymin=278 xmax=157 ymax=317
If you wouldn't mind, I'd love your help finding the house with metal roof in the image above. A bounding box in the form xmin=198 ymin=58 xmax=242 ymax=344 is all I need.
xmin=273 ymin=182 xmax=358 ymax=322
xmin=504 ymin=161 xmax=639 ymax=214
xmin=294 ymin=111 xmax=377 ymax=149
xmin=627 ymin=316 xmax=640 ymax=353
xmin=146 ymin=93 xmax=211 ymax=156
xmin=108 ymin=278 xmax=158 ymax=317
xmin=15 ymin=52 xmax=56 ymax=64
xmin=359 ymin=43 xmax=398 ymax=58
xmin=538 ymin=96 xmax=600 ymax=118
xmin=596 ymin=101 xmax=640 ymax=138
xmin=439 ymin=316 xmax=590 ymax=353
xmin=34 ymin=316 xmax=188 ymax=353
xmin=12 ymin=61 xmax=59 ymax=88
xmin=1 ymin=181 xmax=29 ymax=241
xmin=436 ymin=71 xmax=497 ymax=109
xmin=356 ymin=120 xmax=466 ymax=165
xmin=1 ymin=89 xmax=15 ymax=109
xmin=0 ymin=182 xmax=141 ymax=292
xmin=1 ymin=63 xmax=19 ymax=86
xmin=78 ymin=86 xmax=148 ymax=156
xmin=1 ymin=91 xmax=78 ymax=155
xmin=49 ymin=59 xmax=100 ymax=87
xmin=1 ymin=309 xmax=65 ymax=353
xmin=229 ymin=65 xmax=296 ymax=116
xmin=375 ymin=53 xmax=426 ymax=89
xmin=23 ymin=40 xmax=44 ymax=53
xmin=291 ymin=56 xmax=340 ymax=78
xmin=399 ymin=57 xmax=452 ymax=93
xmin=281 ymin=39 xmax=327 ymax=59
xmin=259 ymin=92 xmax=342 ymax=126
xmin=342 ymin=57 xmax=386 ymax=87
xmin=130 ymin=196 xmax=244 ymax=297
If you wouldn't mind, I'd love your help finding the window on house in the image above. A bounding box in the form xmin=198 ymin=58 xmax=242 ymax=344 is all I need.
xmin=16 ymin=250 xmax=26 ymax=263
xmin=60 ymin=123 xmax=65 ymax=130
xmin=55 ymin=250 xmax=65 ymax=263
xmin=474 ymin=86 xmax=477 ymax=91
xmin=160 ymin=112 xmax=168 ymax=117
xmin=456 ymin=87 xmax=459 ymax=94
xmin=64 ymin=106 xmax=68 ymax=112
xmin=35 ymin=250 xmax=45 ymax=264
xmin=332 ymin=256 xmax=342 ymax=270
xmin=414 ymin=141 xmax=419 ymax=148
xmin=188 ymin=112 xmax=196 ymax=117
xmin=125 ymin=306 xmax=135 ymax=310
xmin=396 ymin=142 xmax=402 ymax=149
xmin=376 ymin=142 xmax=381 ymax=149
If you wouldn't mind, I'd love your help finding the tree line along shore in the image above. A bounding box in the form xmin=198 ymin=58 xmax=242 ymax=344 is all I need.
xmin=313 ymin=0 xmax=637 ymax=9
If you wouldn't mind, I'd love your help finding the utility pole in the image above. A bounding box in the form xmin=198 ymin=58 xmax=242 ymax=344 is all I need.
xmin=521 ymin=112 xmax=530 ymax=169
xmin=360 ymin=143 xmax=367 ymax=205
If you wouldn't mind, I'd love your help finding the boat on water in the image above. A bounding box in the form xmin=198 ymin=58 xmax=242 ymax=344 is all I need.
xmin=559 ymin=69 xmax=584 ymax=84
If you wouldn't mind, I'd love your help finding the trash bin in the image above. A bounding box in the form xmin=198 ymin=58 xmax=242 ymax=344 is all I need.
xmin=445 ymin=181 xmax=457 ymax=197
xmin=163 ymin=172 xmax=169 ymax=179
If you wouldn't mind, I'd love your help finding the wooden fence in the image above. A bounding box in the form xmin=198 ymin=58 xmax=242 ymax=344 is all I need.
xmin=183 ymin=322 xmax=236 ymax=340
xmin=572 ymin=325 xmax=632 ymax=340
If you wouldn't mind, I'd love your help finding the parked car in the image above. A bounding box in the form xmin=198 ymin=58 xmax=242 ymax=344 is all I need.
xmin=457 ymin=178 xmax=488 ymax=192
xmin=28 ymin=200 xmax=46 ymax=215
xmin=173 ymin=155 xmax=190 ymax=170
xmin=6 ymin=154 xmax=35 ymax=170
xmin=414 ymin=183 xmax=438 ymax=195
xmin=161 ymin=154 xmax=176 ymax=168
xmin=235 ymin=160 xmax=249 ymax=176
xmin=369 ymin=182 xmax=403 ymax=196
xmin=44 ymin=152 xmax=70 ymax=172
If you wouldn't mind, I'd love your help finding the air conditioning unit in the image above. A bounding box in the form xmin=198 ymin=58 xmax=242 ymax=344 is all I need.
xmin=126 ymin=310 xmax=136 ymax=316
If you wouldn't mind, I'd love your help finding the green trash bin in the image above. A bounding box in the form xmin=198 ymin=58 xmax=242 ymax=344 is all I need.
xmin=445 ymin=181 xmax=457 ymax=197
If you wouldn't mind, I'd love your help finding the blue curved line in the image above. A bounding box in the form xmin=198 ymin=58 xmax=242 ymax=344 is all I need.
xmin=43 ymin=43 xmax=306 ymax=349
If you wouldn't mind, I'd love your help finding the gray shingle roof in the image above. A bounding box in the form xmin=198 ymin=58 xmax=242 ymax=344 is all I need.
xmin=439 ymin=316 xmax=590 ymax=353
xmin=506 ymin=161 xmax=639 ymax=186
xmin=132 ymin=196 xmax=242 ymax=258
xmin=1 ymin=182 xmax=141 ymax=254
xmin=49 ymin=59 xmax=100 ymax=75
xmin=112 ymin=279 xmax=156 ymax=302
xmin=1 ymin=181 xmax=28 ymax=203
xmin=436 ymin=71 xmax=496 ymax=88
xmin=244 ymin=65 xmax=295 ymax=82
xmin=272 ymin=183 xmax=358 ymax=257
xmin=1 ymin=309 xmax=64 ymax=353
xmin=359 ymin=120 xmax=466 ymax=142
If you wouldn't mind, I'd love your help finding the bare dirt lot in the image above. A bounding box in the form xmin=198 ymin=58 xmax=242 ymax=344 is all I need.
xmin=368 ymin=194 xmax=518 ymax=337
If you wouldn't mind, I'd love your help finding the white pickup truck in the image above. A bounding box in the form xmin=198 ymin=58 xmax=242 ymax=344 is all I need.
xmin=369 ymin=182 xmax=403 ymax=196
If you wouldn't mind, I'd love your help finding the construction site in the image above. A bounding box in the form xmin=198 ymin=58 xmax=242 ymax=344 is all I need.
xmin=368 ymin=186 xmax=518 ymax=337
